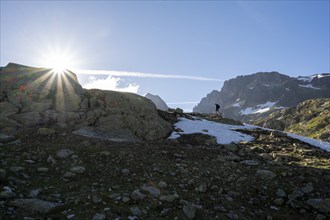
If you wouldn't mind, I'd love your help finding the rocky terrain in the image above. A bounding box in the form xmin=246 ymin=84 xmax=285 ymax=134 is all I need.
xmin=1 ymin=115 xmax=330 ymax=220
xmin=255 ymin=98 xmax=330 ymax=142
xmin=193 ymin=72 xmax=330 ymax=122
xmin=1 ymin=63 xmax=329 ymax=219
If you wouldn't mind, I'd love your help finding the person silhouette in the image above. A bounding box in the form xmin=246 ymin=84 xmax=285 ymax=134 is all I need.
xmin=215 ymin=103 xmax=220 ymax=114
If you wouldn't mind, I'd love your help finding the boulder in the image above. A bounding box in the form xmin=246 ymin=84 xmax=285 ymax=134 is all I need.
xmin=9 ymin=198 xmax=63 ymax=213
xmin=0 ymin=63 xmax=172 ymax=141
xmin=85 ymin=89 xmax=172 ymax=141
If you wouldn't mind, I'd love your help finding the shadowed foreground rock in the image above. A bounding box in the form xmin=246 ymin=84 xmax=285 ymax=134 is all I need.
xmin=9 ymin=199 xmax=63 ymax=214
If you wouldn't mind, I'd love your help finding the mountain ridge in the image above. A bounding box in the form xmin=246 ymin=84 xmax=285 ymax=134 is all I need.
xmin=193 ymin=71 xmax=330 ymax=122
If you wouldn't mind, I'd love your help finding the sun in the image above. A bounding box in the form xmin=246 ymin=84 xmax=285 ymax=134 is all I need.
xmin=41 ymin=47 xmax=77 ymax=74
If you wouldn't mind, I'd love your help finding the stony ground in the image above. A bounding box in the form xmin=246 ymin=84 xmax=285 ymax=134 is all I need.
xmin=0 ymin=127 xmax=330 ymax=220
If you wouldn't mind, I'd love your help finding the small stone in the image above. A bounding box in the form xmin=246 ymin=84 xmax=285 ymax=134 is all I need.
xmin=0 ymin=133 xmax=16 ymax=143
xmin=158 ymin=180 xmax=168 ymax=188
xmin=80 ymin=140 xmax=91 ymax=147
xmin=92 ymin=195 xmax=102 ymax=203
xmin=9 ymin=198 xmax=62 ymax=213
xmin=226 ymin=212 xmax=239 ymax=219
xmin=37 ymin=128 xmax=55 ymax=136
xmin=99 ymin=151 xmax=111 ymax=156
xmin=37 ymin=167 xmax=49 ymax=173
xmin=315 ymin=214 xmax=326 ymax=220
xmin=301 ymin=182 xmax=313 ymax=194
xmin=10 ymin=166 xmax=25 ymax=173
xmin=240 ymin=160 xmax=259 ymax=166
xmin=270 ymin=131 xmax=287 ymax=137
xmin=0 ymin=169 xmax=7 ymax=178
xmin=130 ymin=207 xmax=142 ymax=216
xmin=256 ymin=170 xmax=276 ymax=180
xmin=276 ymin=189 xmax=287 ymax=198
xmin=130 ymin=190 xmax=146 ymax=200
xmin=67 ymin=214 xmax=75 ymax=219
xmin=306 ymin=198 xmax=330 ymax=213
xmin=121 ymin=169 xmax=130 ymax=176
xmin=141 ymin=185 xmax=161 ymax=197
xmin=92 ymin=213 xmax=106 ymax=220
xmin=0 ymin=190 xmax=16 ymax=199
xmin=196 ymin=183 xmax=207 ymax=193
xmin=29 ymin=188 xmax=42 ymax=198
xmin=288 ymin=189 xmax=304 ymax=200
xmin=273 ymin=198 xmax=284 ymax=206
xmin=122 ymin=197 xmax=130 ymax=203
xmin=56 ymin=149 xmax=74 ymax=159
xmin=63 ymin=172 xmax=76 ymax=178
xmin=182 ymin=203 xmax=196 ymax=219
xmin=47 ymin=155 xmax=57 ymax=166
xmin=160 ymin=194 xmax=179 ymax=203
xmin=224 ymin=144 xmax=238 ymax=152
xmin=70 ymin=166 xmax=86 ymax=174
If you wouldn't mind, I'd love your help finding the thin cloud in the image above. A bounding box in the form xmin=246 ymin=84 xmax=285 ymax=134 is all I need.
xmin=83 ymin=75 xmax=139 ymax=93
xmin=75 ymin=69 xmax=224 ymax=82
xmin=167 ymin=101 xmax=200 ymax=105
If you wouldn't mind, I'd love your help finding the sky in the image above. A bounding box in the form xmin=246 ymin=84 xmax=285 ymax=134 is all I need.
xmin=1 ymin=1 xmax=329 ymax=111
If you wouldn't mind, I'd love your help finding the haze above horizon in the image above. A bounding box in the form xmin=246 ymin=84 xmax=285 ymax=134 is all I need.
xmin=1 ymin=1 xmax=329 ymax=111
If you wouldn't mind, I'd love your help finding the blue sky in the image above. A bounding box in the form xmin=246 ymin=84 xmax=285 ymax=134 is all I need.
xmin=1 ymin=1 xmax=329 ymax=111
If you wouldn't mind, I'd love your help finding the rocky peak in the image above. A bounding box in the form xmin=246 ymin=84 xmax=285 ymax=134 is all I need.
xmin=145 ymin=93 xmax=169 ymax=111
xmin=193 ymin=71 xmax=330 ymax=122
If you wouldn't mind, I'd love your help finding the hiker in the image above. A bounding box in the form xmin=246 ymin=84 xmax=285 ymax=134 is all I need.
xmin=215 ymin=103 xmax=220 ymax=114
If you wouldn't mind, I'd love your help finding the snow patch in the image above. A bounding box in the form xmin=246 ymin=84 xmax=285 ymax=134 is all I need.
xmin=169 ymin=117 xmax=255 ymax=144
xmin=299 ymin=84 xmax=321 ymax=90
xmin=240 ymin=101 xmax=277 ymax=115
xmin=169 ymin=116 xmax=330 ymax=152
xmin=232 ymin=102 xmax=241 ymax=107
xmin=287 ymin=133 xmax=330 ymax=152
xmin=297 ymin=76 xmax=314 ymax=82
xmin=296 ymin=74 xmax=329 ymax=82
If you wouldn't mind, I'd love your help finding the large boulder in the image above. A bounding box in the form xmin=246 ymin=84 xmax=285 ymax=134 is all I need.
xmin=0 ymin=63 xmax=172 ymax=141
xmin=77 ymin=89 xmax=172 ymax=141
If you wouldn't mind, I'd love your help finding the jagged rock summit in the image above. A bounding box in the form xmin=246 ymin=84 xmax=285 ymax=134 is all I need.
xmin=144 ymin=93 xmax=169 ymax=111
xmin=193 ymin=71 xmax=330 ymax=122
xmin=0 ymin=63 xmax=172 ymax=141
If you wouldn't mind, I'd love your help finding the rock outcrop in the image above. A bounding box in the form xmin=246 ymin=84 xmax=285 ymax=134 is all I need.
xmin=145 ymin=93 xmax=168 ymax=111
xmin=255 ymin=98 xmax=330 ymax=141
xmin=0 ymin=63 xmax=172 ymax=141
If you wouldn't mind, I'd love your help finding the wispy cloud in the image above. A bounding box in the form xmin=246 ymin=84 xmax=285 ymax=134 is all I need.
xmin=75 ymin=69 xmax=224 ymax=82
xmin=167 ymin=101 xmax=200 ymax=105
xmin=83 ymin=75 xmax=139 ymax=93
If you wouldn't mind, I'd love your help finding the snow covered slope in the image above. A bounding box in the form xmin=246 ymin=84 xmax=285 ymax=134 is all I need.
xmin=170 ymin=116 xmax=330 ymax=152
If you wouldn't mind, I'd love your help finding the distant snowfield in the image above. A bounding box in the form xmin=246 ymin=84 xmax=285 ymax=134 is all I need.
xmin=240 ymin=101 xmax=278 ymax=115
xmin=169 ymin=117 xmax=330 ymax=152
xmin=296 ymin=74 xmax=329 ymax=82
xmin=299 ymin=84 xmax=321 ymax=89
